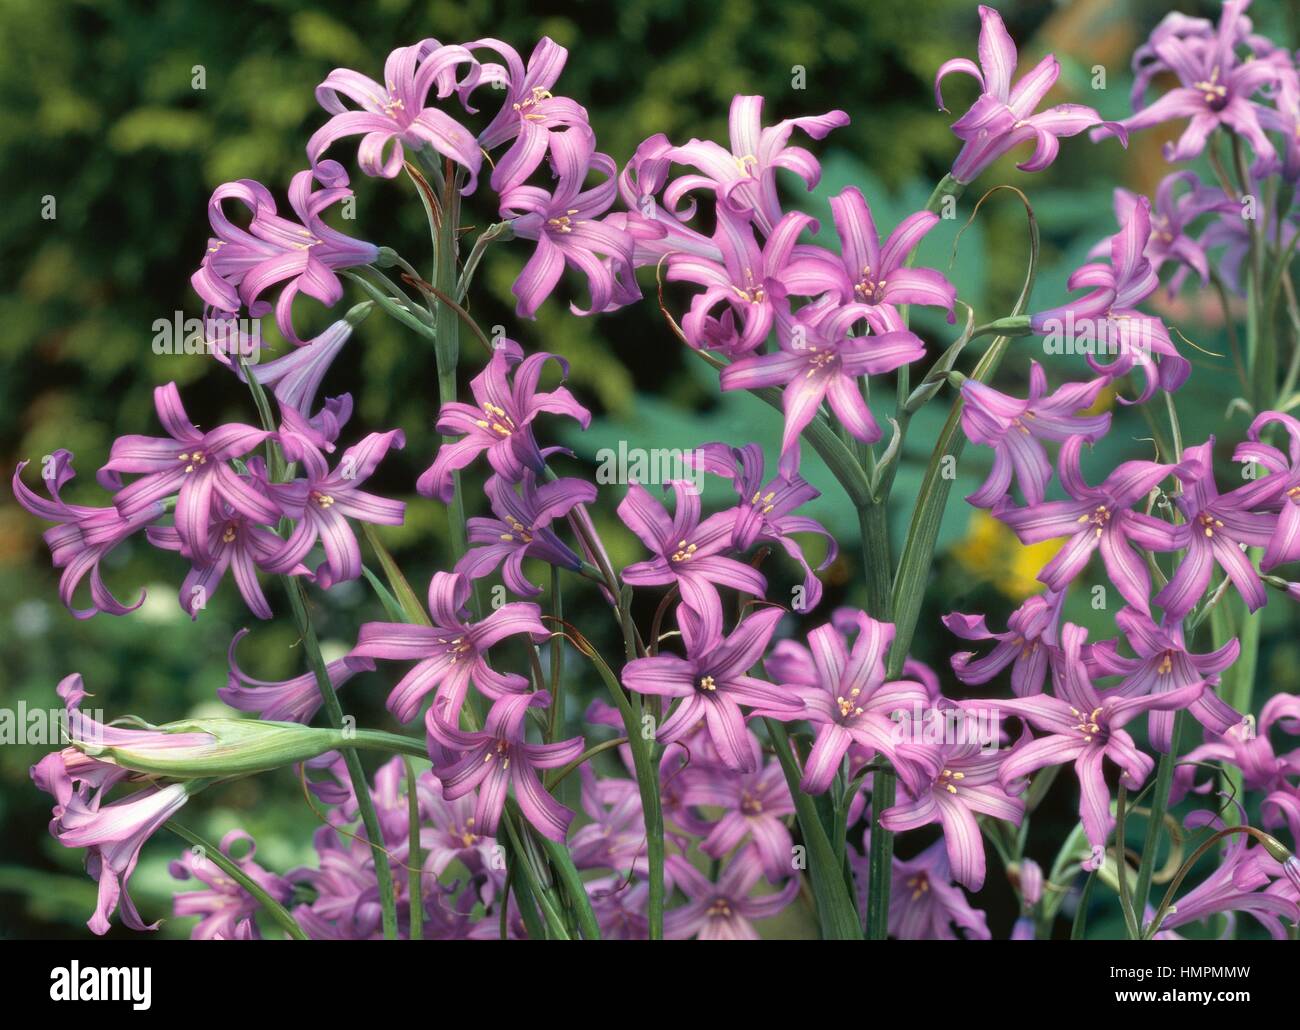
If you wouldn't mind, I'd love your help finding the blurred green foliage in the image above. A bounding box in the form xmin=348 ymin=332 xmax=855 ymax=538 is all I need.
xmin=2 ymin=0 xmax=1296 ymax=939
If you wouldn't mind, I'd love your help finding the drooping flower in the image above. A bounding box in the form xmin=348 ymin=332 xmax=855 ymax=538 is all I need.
xmin=12 ymin=450 xmax=159 ymax=618
xmin=935 ymin=5 xmax=1123 ymax=183
xmin=417 ymin=342 xmax=591 ymax=502
xmin=191 ymin=163 xmax=380 ymax=345
xmin=663 ymin=93 xmax=848 ymax=236
xmin=885 ymin=712 xmax=1025 ymax=891
xmin=1233 ymin=410 xmax=1300 ymax=571
xmin=1087 ymin=607 xmax=1240 ymax=752
xmin=1154 ymin=438 xmax=1275 ymax=619
xmin=622 ymin=606 xmax=803 ymax=773
xmin=1094 ymin=0 xmax=1287 ymax=177
xmin=245 ymin=314 xmax=361 ymax=448
xmin=263 ymin=429 xmax=406 ymax=589
xmin=99 ymin=384 xmax=276 ymax=564
xmin=995 ymin=435 xmax=1181 ymax=615
xmin=1029 ymin=198 xmax=1189 ymax=403
xmin=720 ymin=302 xmax=925 ymax=477
xmin=771 ymin=611 xmax=928 ymax=794
xmin=859 ymin=836 xmax=991 ymax=940
xmin=221 ymin=627 xmax=375 ymax=723
xmin=457 ymin=471 xmax=595 ymax=597
xmin=308 ymin=40 xmax=484 ymax=187
xmin=942 ymin=589 xmax=1065 ymax=696
xmin=427 ymin=692 xmax=584 ymax=842
xmin=500 ymin=128 xmax=638 ymax=318
xmin=961 ymin=363 xmax=1111 ymax=507
xmin=663 ymin=849 xmax=800 ymax=940
xmin=618 ymin=479 xmax=765 ymax=647
xmin=351 ymin=571 xmax=549 ymax=724
xmin=170 ymin=829 xmax=292 ymax=940
xmin=988 ymin=623 xmax=1205 ymax=851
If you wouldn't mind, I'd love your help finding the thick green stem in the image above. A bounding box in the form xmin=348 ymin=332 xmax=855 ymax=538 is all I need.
xmin=1132 ymin=711 xmax=1184 ymax=923
xmin=404 ymin=758 xmax=424 ymax=941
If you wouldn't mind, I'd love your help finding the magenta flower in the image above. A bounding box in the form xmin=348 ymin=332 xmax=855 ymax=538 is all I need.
xmin=678 ymin=738 xmax=795 ymax=882
xmin=457 ymin=471 xmax=596 ymax=597
xmin=720 ymin=303 xmax=925 ymax=477
xmin=500 ymin=128 xmax=637 ymax=318
xmin=417 ymin=342 xmax=591 ymax=502
xmin=884 ymin=714 xmax=1024 ymax=891
xmin=568 ymin=769 xmax=647 ymax=875
xmin=962 ymin=363 xmax=1111 ymax=507
xmin=663 ymin=849 xmax=800 ymax=940
xmin=868 ymin=837 xmax=991 ymax=940
xmin=663 ymin=93 xmax=848 ymax=235
xmin=1233 ymin=410 xmax=1300 ymax=571
xmin=1155 ymin=438 xmax=1275 ymax=619
xmin=221 ymin=627 xmax=374 ymax=723
xmin=668 ymin=206 xmax=839 ymax=357
xmin=825 ymin=186 xmax=956 ymax=321
xmin=427 ymin=691 xmax=584 ymax=842
xmin=693 ymin=442 xmax=837 ymax=611
xmin=935 ymin=5 xmax=1123 ymax=183
xmin=473 ymin=36 xmax=570 ymax=152
xmin=418 ymin=774 xmax=503 ymax=887
xmin=170 ymin=829 xmax=291 ymax=940
xmin=191 ymin=163 xmax=379 ymax=345
xmin=989 ymin=624 xmax=1204 ymax=851
xmin=1088 ymin=607 xmax=1240 ymax=752
xmin=263 ymin=429 xmax=405 ymax=589
xmin=44 ymin=778 xmax=195 ymax=935
xmin=616 ymin=132 xmax=722 ymax=266
xmin=1030 ymin=198 xmax=1189 ymax=403
xmin=308 ymin=40 xmax=483 ymax=188
xmin=12 ymin=450 xmax=159 ymax=618
xmin=772 ymin=611 xmax=928 ymax=794
xmin=246 ymin=316 xmax=357 ymax=448
xmin=622 ymin=606 xmax=803 ymax=772
xmin=943 ymin=589 xmax=1064 ymax=696
xmin=100 ymin=384 xmax=276 ymax=564
xmin=350 ymin=570 xmax=549 ymax=724
xmin=995 ymin=435 xmax=1180 ymax=615
xmin=618 ymin=479 xmax=765 ymax=646
xmin=1096 ymin=0 xmax=1288 ymax=177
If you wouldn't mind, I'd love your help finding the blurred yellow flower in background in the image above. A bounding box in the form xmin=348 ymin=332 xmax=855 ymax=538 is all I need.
xmin=951 ymin=508 xmax=1063 ymax=600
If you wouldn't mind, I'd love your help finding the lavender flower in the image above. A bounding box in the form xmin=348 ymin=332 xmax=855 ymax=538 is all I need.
xmin=221 ymin=628 xmax=374 ymax=723
xmin=942 ymin=589 xmax=1064 ymax=696
xmin=170 ymin=830 xmax=291 ymax=940
xmin=663 ymin=849 xmax=800 ymax=940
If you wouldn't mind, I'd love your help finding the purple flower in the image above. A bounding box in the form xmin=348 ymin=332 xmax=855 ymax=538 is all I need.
xmin=417 ymin=774 xmax=503 ymax=888
xmin=427 ymin=691 xmax=584 ymax=842
xmin=866 ymin=837 xmax=991 ymax=940
xmin=771 ymin=611 xmax=928 ymax=794
xmin=500 ymin=128 xmax=638 ymax=318
xmin=618 ymin=479 xmax=765 ymax=646
xmin=825 ymin=186 xmax=956 ymax=320
xmin=678 ymin=738 xmax=795 ymax=882
xmin=191 ymin=163 xmax=379 ymax=345
xmin=1030 ymin=198 xmax=1189 ymax=403
xmin=1155 ymin=438 xmax=1275 ymax=619
xmin=622 ymin=605 xmax=803 ymax=772
xmin=457 ymin=471 xmax=596 ymax=597
xmin=245 ymin=316 xmax=357 ymax=447
xmin=961 ymin=363 xmax=1111 ymax=507
xmin=350 ymin=570 xmax=549 ymax=724
xmin=170 ymin=829 xmax=291 ymax=940
xmin=663 ymin=849 xmax=800 ymax=940
xmin=263 ymin=429 xmax=406 ymax=589
xmin=99 ymin=384 xmax=276 ymax=564
xmin=995 ymin=435 xmax=1180 ymax=615
xmin=221 ymin=627 xmax=374 ymax=723
xmin=720 ymin=303 xmax=925 ymax=477
xmin=417 ymin=342 xmax=591 ymax=501
xmin=1087 ymin=607 xmax=1240 ymax=752
xmin=41 ymin=775 xmax=194 ymax=936
xmin=663 ymin=94 xmax=848 ymax=236
xmin=988 ymin=623 xmax=1204 ymax=851
xmin=935 ymin=5 xmax=1123 ymax=183
xmin=884 ymin=713 xmax=1024 ymax=891
xmin=1096 ymin=0 xmax=1288 ymax=178
xmin=12 ymin=450 xmax=158 ymax=618
xmin=943 ymin=589 xmax=1064 ymax=696
xmin=668 ymin=206 xmax=839 ymax=357
xmin=568 ymin=769 xmax=647 ymax=875
xmin=692 ymin=442 xmax=837 ymax=611
xmin=1233 ymin=410 xmax=1300 ymax=571
xmin=308 ymin=40 xmax=483 ymax=187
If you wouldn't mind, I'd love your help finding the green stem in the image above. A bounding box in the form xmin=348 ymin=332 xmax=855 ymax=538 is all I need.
xmin=865 ymin=765 xmax=895 ymax=939
xmin=404 ymin=758 xmax=424 ymax=941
